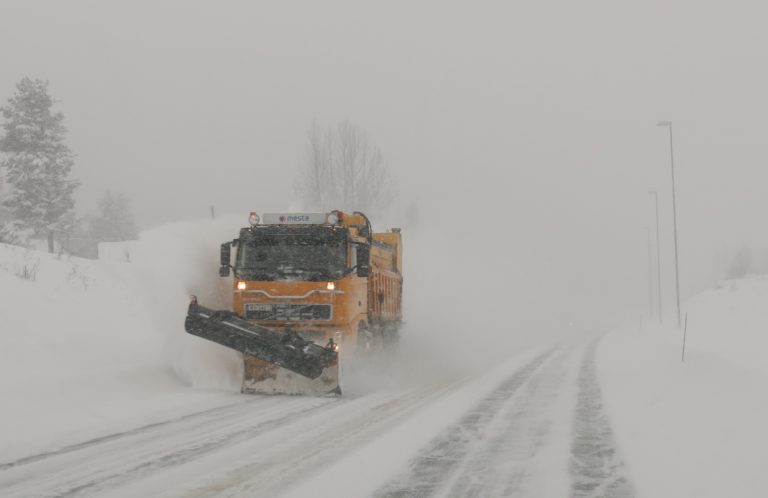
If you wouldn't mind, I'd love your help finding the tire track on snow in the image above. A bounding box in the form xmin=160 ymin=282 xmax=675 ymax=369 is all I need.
xmin=373 ymin=350 xmax=554 ymax=498
xmin=0 ymin=397 xmax=260 ymax=471
xmin=570 ymin=339 xmax=634 ymax=498
xmin=0 ymin=397 xmax=335 ymax=498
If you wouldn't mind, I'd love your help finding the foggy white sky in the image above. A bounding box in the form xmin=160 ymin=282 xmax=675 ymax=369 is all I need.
xmin=2 ymin=0 xmax=768 ymax=330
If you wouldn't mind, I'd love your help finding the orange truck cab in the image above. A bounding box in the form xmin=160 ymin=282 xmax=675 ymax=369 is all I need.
xmin=219 ymin=210 xmax=402 ymax=395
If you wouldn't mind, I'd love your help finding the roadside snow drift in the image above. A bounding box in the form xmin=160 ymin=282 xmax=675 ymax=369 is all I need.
xmin=599 ymin=276 xmax=768 ymax=498
xmin=0 ymin=216 xmax=249 ymax=462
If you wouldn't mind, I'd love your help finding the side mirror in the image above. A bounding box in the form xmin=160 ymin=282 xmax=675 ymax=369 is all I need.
xmin=358 ymin=225 xmax=370 ymax=238
xmin=220 ymin=242 xmax=231 ymax=266
xmin=220 ymin=242 xmax=231 ymax=277
xmin=356 ymin=245 xmax=370 ymax=277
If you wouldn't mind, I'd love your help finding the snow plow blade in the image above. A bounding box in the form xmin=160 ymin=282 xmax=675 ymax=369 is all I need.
xmin=240 ymin=359 xmax=341 ymax=396
xmin=184 ymin=299 xmax=339 ymax=385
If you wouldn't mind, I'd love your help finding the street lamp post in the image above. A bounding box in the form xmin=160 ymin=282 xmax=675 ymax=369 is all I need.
xmin=648 ymin=190 xmax=662 ymax=323
xmin=645 ymin=226 xmax=653 ymax=320
xmin=657 ymin=121 xmax=682 ymax=328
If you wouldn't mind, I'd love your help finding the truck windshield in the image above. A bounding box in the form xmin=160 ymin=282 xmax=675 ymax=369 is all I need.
xmin=236 ymin=230 xmax=347 ymax=281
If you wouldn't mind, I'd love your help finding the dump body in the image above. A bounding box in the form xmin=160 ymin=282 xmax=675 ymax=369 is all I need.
xmin=369 ymin=230 xmax=403 ymax=327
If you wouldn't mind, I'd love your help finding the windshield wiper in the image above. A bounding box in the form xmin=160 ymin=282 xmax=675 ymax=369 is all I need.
xmin=238 ymin=267 xmax=339 ymax=281
xmin=237 ymin=269 xmax=277 ymax=281
xmin=303 ymin=268 xmax=337 ymax=280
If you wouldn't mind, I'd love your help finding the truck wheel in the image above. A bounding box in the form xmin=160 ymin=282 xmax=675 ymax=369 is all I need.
xmin=358 ymin=322 xmax=374 ymax=352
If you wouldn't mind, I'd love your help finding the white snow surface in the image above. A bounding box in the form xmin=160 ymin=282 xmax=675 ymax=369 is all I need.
xmin=0 ymin=217 xmax=247 ymax=462
xmin=4 ymin=217 xmax=768 ymax=497
xmin=599 ymin=276 xmax=768 ymax=498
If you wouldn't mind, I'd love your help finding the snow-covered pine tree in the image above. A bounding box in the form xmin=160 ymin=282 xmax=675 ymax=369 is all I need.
xmin=0 ymin=78 xmax=79 ymax=252
xmin=90 ymin=190 xmax=138 ymax=242
xmin=0 ymin=222 xmax=19 ymax=245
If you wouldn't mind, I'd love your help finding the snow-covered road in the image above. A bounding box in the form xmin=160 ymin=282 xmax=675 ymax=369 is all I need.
xmin=0 ymin=374 xmax=467 ymax=497
xmin=375 ymin=342 xmax=633 ymax=498
xmin=0 ymin=339 xmax=634 ymax=498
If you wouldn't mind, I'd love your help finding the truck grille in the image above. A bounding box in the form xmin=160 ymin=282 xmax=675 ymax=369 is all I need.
xmin=244 ymin=303 xmax=332 ymax=321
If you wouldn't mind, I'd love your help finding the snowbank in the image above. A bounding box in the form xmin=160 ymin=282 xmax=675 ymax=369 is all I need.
xmin=0 ymin=216 xmax=249 ymax=462
xmin=599 ymin=276 xmax=768 ymax=498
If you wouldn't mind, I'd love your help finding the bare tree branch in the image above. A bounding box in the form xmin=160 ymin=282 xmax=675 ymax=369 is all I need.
xmin=296 ymin=120 xmax=395 ymax=215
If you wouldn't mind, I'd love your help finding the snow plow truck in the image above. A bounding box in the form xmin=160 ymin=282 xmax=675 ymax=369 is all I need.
xmin=184 ymin=211 xmax=403 ymax=396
